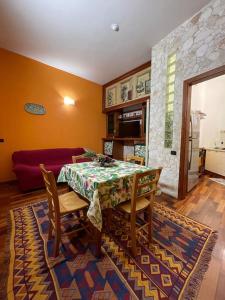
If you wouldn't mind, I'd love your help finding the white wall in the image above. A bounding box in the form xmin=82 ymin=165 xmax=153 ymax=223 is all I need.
xmin=191 ymin=75 xmax=225 ymax=148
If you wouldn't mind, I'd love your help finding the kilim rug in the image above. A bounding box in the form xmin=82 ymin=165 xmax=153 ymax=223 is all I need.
xmin=1 ymin=201 xmax=217 ymax=300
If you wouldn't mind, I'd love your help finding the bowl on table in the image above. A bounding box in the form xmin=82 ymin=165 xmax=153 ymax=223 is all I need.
xmin=94 ymin=154 xmax=115 ymax=167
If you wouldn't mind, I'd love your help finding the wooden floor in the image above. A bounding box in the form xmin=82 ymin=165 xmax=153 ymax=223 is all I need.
xmin=0 ymin=176 xmax=225 ymax=299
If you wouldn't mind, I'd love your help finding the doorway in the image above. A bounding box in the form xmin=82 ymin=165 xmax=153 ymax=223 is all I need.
xmin=178 ymin=65 xmax=225 ymax=199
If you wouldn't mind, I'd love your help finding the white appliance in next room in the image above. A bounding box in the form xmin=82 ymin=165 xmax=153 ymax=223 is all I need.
xmin=187 ymin=110 xmax=205 ymax=192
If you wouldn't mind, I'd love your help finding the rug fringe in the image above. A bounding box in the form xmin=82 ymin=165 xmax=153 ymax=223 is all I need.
xmin=181 ymin=231 xmax=218 ymax=300
xmin=0 ymin=211 xmax=12 ymax=299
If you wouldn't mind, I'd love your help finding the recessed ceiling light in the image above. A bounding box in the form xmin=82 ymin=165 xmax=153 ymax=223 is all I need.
xmin=111 ymin=24 xmax=119 ymax=32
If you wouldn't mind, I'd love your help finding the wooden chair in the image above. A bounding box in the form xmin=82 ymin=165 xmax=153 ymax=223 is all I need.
xmin=72 ymin=154 xmax=93 ymax=163
xmin=126 ymin=155 xmax=144 ymax=166
xmin=116 ymin=168 xmax=162 ymax=256
xmin=40 ymin=164 xmax=89 ymax=257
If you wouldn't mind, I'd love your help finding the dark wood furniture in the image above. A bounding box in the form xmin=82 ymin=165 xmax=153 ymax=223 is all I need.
xmin=102 ymin=101 xmax=147 ymax=160
xmin=102 ymin=62 xmax=151 ymax=160
xmin=102 ymin=62 xmax=151 ymax=112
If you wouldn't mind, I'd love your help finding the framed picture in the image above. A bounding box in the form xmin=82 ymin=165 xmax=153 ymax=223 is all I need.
xmin=106 ymin=86 xmax=117 ymax=107
xmin=104 ymin=141 xmax=113 ymax=156
xmin=120 ymin=79 xmax=132 ymax=102
xmin=136 ymin=71 xmax=150 ymax=97
xmin=128 ymin=89 xmax=132 ymax=100
xmin=145 ymin=80 xmax=151 ymax=94
xmin=134 ymin=144 xmax=146 ymax=158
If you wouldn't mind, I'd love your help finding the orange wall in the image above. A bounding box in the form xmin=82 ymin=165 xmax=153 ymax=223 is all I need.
xmin=0 ymin=48 xmax=105 ymax=182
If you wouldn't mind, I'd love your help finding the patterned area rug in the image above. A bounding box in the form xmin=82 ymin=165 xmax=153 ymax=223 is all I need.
xmin=2 ymin=201 xmax=217 ymax=300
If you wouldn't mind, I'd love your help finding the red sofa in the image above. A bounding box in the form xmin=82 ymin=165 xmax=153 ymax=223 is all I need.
xmin=12 ymin=148 xmax=86 ymax=192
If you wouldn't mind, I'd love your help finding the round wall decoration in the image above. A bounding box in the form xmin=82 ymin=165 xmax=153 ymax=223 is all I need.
xmin=24 ymin=103 xmax=46 ymax=115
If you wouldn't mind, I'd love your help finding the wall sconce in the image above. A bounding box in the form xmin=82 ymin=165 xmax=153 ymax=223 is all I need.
xmin=64 ymin=96 xmax=75 ymax=106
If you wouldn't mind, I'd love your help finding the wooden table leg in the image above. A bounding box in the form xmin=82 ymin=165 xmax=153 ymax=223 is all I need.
xmin=88 ymin=222 xmax=103 ymax=257
xmin=68 ymin=185 xmax=73 ymax=192
xmin=95 ymin=227 xmax=102 ymax=258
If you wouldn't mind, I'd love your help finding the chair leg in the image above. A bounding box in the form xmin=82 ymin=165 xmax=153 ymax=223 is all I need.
xmin=53 ymin=229 xmax=61 ymax=257
xmin=130 ymin=214 xmax=137 ymax=256
xmin=95 ymin=228 xmax=102 ymax=258
xmin=75 ymin=210 xmax=81 ymax=219
xmin=48 ymin=217 xmax=53 ymax=240
xmin=148 ymin=203 xmax=153 ymax=244
xmin=107 ymin=208 xmax=112 ymax=231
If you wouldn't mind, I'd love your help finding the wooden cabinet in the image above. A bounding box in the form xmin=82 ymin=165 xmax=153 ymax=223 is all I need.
xmin=105 ymin=104 xmax=146 ymax=138
xmin=205 ymin=149 xmax=225 ymax=176
xmin=102 ymin=102 xmax=148 ymax=160
xmin=103 ymin=62 xmax=151 ymax=112
xmin=102 ymin=62 xmax=151 ymax=161
xmin=106 ymin=113 xmax=115 ymax=137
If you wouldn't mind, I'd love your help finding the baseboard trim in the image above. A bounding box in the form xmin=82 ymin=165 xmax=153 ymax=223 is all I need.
xmin=205 ymin=170 xmax=225 ymax=180
xmin=0 ymin=179 xmax=17 ymax=185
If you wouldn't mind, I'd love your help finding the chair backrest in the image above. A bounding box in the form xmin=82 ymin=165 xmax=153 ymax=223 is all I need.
xmin=72 ymin=155 xmax=93 ymax=163
xmin=40 ymin=164 xmax=60 ymax=227
xmin=131 ymin=168 xmax=162 ymax=212
xmin=126 ymin=155 xmax=144 ymax=166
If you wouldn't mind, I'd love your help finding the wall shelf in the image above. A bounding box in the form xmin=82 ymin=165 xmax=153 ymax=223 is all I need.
xmin=118 ymin=115 xmax=142 ymax=122
xmin=103 ymin=96 xmax=149 ymax=113
xmin=103 ymin=137 xmax=145 ymax=142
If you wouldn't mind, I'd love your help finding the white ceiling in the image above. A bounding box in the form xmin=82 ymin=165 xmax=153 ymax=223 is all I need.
xmin=0 ymin=0 xmax=211 ymax=84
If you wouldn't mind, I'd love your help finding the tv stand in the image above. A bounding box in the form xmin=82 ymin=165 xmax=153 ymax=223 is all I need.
xmin=103 ymin=137 xmax=146 ymax=160
xmin=102 ymin=99 xmax=148 ymax=160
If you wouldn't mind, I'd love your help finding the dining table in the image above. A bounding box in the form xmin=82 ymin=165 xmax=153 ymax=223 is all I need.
xmin=57 ymin=160 xmax=152 ymax=256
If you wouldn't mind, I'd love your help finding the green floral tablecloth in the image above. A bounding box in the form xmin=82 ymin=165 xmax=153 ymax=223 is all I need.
xmin=58 ymin=161 xmax=152 ymax=231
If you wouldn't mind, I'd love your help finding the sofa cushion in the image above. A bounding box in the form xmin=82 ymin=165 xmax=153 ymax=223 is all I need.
xmin=12 ymin=148 xmax=86 ymax=192
xmin=14 ymin=163 xmax=62 ymax=175
xmin=12 ymin=148 xmax=85 ymax=165
xmin=13 ymin=164 xmax=44 ymax=191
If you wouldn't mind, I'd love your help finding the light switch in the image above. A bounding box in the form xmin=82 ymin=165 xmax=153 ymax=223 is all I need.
xmin=171 ymin=150 xmax=177 ymax=155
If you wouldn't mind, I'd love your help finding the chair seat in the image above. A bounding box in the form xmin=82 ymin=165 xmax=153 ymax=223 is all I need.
xmin=59 ymin=191 xmax=88 ymax=214
xmin=118 ymin=197 xmax=150 ymax=214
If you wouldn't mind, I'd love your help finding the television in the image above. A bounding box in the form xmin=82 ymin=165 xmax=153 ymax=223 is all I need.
xmin=119 ymin=120 xmax=141 ymax=138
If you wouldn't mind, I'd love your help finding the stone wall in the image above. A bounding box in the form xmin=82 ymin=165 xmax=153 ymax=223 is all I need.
xmin=149 ymin=0 xmax=225 ymax=197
